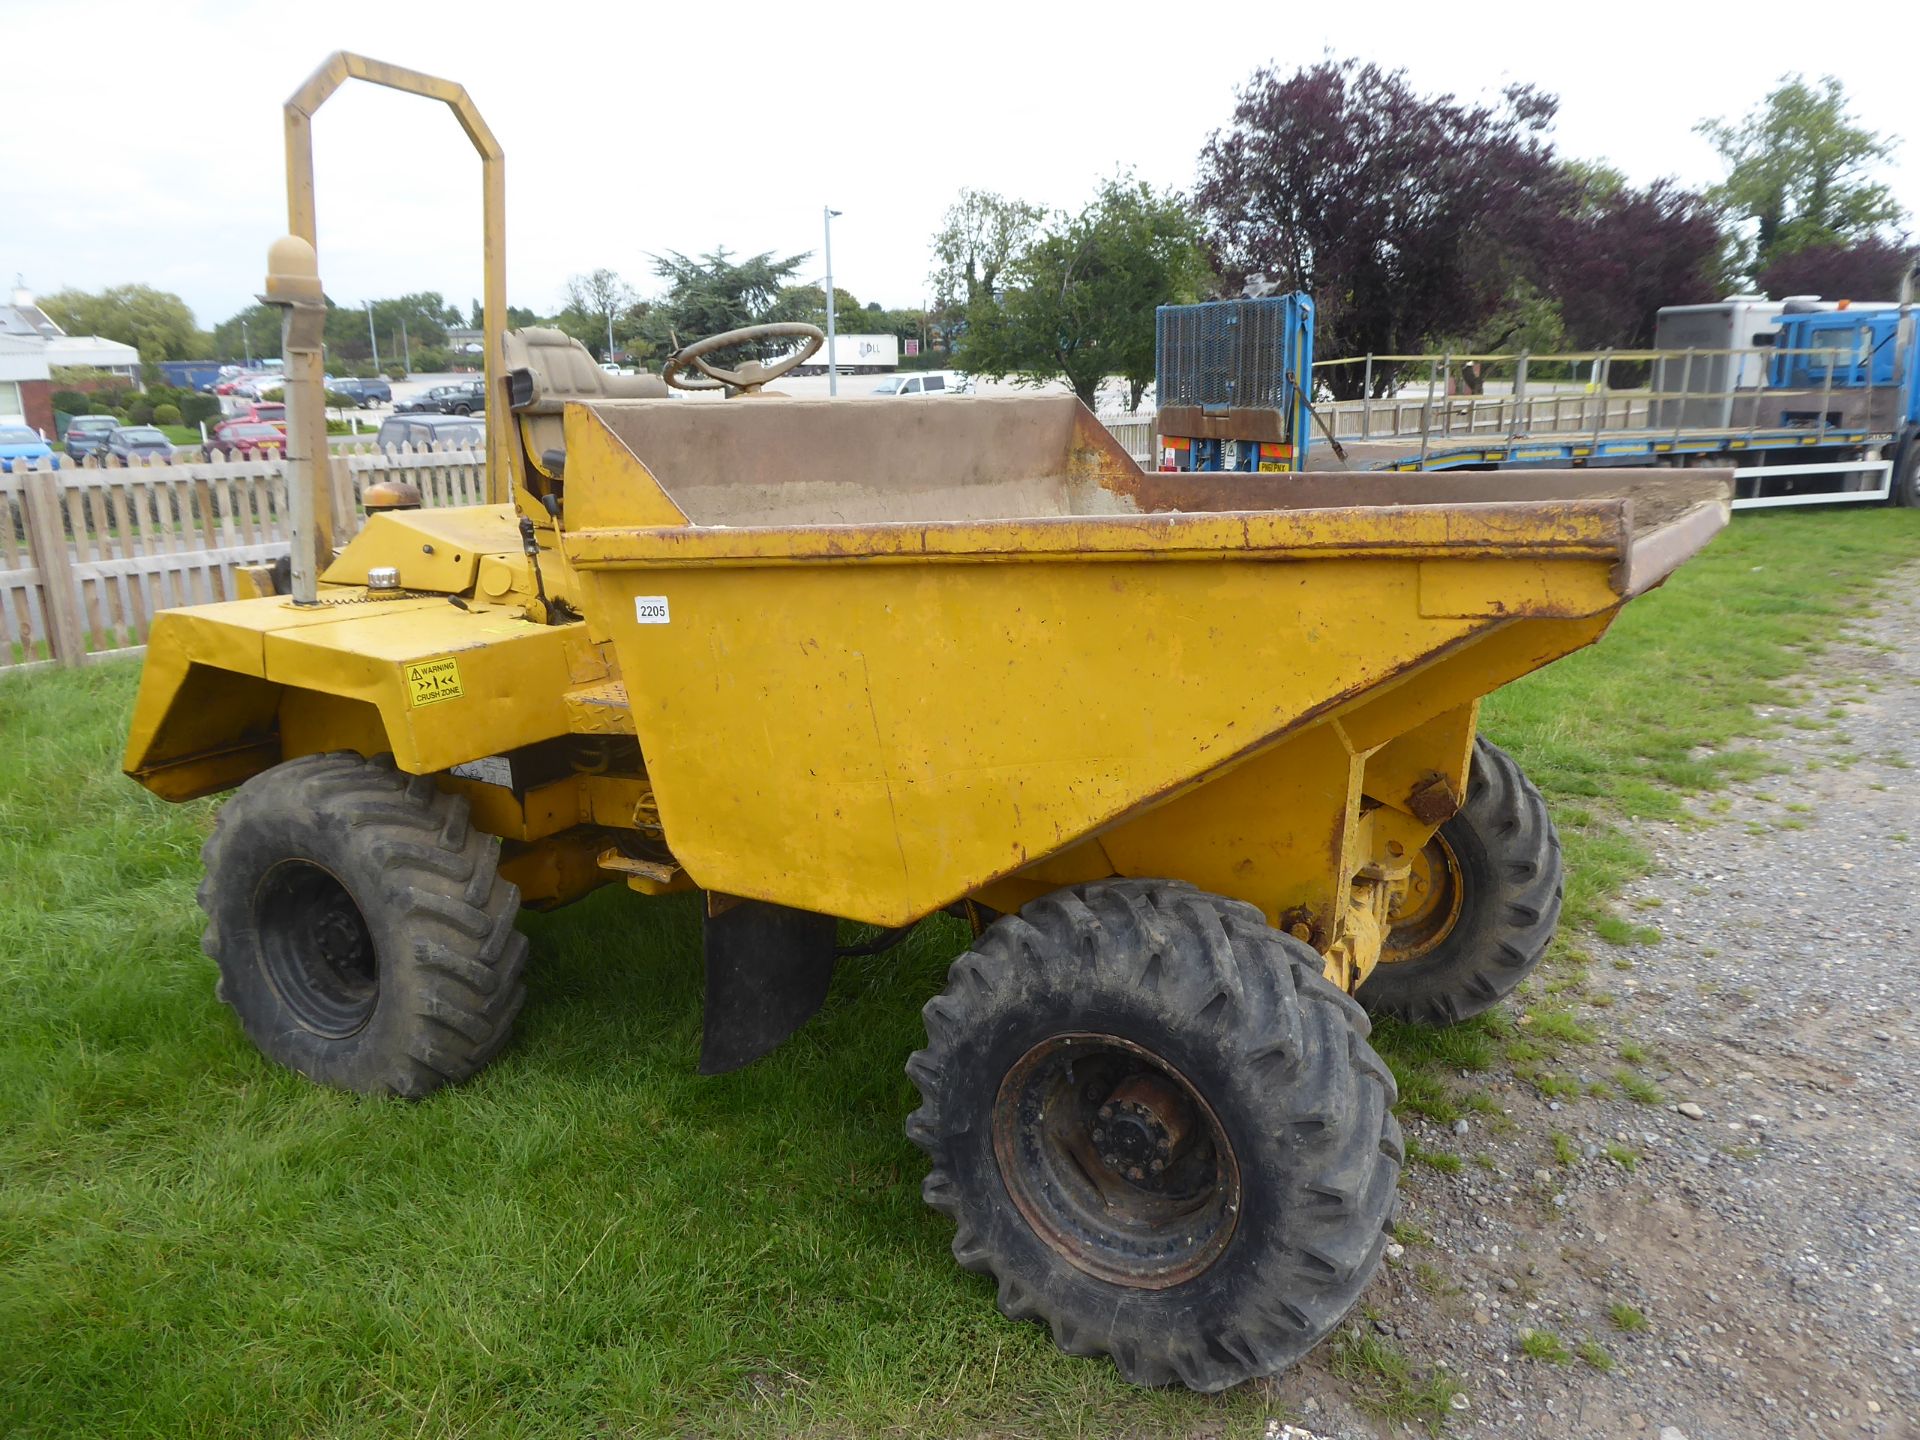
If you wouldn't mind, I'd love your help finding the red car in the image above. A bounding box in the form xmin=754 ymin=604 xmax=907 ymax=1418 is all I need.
xmin=202 ymin=420 xmax=286 ymax=461
xmin=244 ymin=402 xmax=287 ymax=429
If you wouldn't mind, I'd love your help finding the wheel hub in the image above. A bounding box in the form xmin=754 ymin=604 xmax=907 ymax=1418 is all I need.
xmin=994 ymin=1032 xmax=1241 ymax=1289
xmin=1093 ymin=1073 xmax=1193 ymax=1179
xmin=312 ymin=901 xmax=369 ymax=970
xmin=253 ymin=859 xmax=378 ymax=1039
xmin=1381 ymin=830 xmax=1465 ymax=965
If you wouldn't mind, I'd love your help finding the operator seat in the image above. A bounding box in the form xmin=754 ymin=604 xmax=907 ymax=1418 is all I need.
xmin=502 ymin=327 xmax=667 ymax=483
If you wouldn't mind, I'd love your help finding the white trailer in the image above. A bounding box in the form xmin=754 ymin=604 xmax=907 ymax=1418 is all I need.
xmin=793 ymin=333 xmax=899 ymax=376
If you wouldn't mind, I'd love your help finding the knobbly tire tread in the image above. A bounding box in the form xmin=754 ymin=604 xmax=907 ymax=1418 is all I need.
xmin=198 ymin=752 xmax=528 ymax=1097
xmin=1358 ymin=737 xmax=1562 ymax=1027
xmin=906 ymin=879 xmax=1402 ymax=1392
xmin=1893 ymin=435 xmax=1920 ymax=508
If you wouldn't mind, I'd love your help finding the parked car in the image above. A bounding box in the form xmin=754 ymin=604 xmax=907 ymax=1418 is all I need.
xmin=103 ymin=426 xmax=176 ymax=464
xmin=202 ymin=420 xmax=286 ymax=461
xmin=330 ymin=376 xmax=391 ymax=408
xmin=0 ymin=425 xmax=58 ymax=471
xmin=396 ymin=380 xmax=486 ymax=416
xmin=215 ymin=372 xmax=277 ymax=396
xmin=63 ymin=414 xmax=119 ymax=460
xmin=374 ymin=414 xmax=484 ymax=452
xmin=243 ymin=402 xmax=287 ymax=429
xmin=871 ymin=371 xmax=970 ymax=397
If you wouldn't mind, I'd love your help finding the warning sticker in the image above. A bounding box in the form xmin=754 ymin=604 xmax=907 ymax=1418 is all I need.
xmin=406 ymin=657 xmax=465 ymax=707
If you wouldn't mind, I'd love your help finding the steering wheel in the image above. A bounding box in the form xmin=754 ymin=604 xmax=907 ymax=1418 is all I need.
xmin=661 ymin=323 xmax=826 ymax=394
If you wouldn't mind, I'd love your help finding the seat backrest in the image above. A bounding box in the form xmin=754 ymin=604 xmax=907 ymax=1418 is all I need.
xmin=502 ymin=328 xmax=667 ymax=482
xmin=503 ymin=328 xmax=667 ymax=412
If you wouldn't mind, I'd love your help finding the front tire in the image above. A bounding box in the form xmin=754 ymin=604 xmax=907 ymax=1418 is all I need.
xmin=907 ymin=880 xmax=1401 ymax=1391
xmin=1358 ymin=737 xmax=1562 ymax=1026
xmin=1892 ymin=435 xmax=1920 ymax=508
xmin=198 ymin=752 xmax=529 ymax=1096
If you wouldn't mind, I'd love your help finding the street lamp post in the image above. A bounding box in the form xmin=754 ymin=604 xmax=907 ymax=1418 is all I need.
xmin=364 ymin=299 xmax=381 ymax=373
xmin=824 ymin=206 xmax=843 ymax=396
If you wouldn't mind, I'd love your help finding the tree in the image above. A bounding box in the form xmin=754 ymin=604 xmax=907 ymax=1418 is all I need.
xmin=766 ymin=283 xmax=867 ymax=331
xmin=1757 ymin=235 xmax=1917 ymax=301
xmin=213 ymin=302 xmax=284 ymax=364
xmin=957 ymin=176 xmax=1209 ymax=410
xmin=369 ymin=293 xmax=451 ymax=365
xmin=1194 ymin=58 xmax=1566 ymax=398
xmin=1542 ymin=176 xmax=1726 ymax=351
xmin=1699 ymin=74 xmax=1902 ymax=277
xmin=930 ymin=188 xmax=1045 ymax=310
xmin=651 ymin=249 xmax=810 ymax=359
xmin=562 ymin=269 xmax=636 ymax=360
xmin=39 ymin=284 xmax=207 ymax=361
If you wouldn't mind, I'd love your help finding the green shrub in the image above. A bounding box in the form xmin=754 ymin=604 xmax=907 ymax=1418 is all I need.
xmin=50 ymin=389 xmax=92 ymax=415
xmin=382 ymin=362 xmax=408 ymax=380
xmin=179 ymin=393 xmax=221 ymax=427
xmin=124 ymin=399 xmax=155 ymax=425
xmin=151 ymin=403 xmax=182 ymax=426
xmin=323 ymin=389 xmax=358 ymax=411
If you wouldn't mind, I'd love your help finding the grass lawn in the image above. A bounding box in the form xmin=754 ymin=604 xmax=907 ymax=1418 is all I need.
xmin=3 ymin=508 xmax=1918 ymax=1437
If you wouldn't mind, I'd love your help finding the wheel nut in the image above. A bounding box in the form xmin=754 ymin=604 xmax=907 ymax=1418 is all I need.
xmin=1092 ymin=1127 xmax=1107 ymax=1144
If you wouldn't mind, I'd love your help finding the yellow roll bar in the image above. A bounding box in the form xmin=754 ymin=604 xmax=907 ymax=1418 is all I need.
xmin=282 ymin=53 xmax=509 ymax=507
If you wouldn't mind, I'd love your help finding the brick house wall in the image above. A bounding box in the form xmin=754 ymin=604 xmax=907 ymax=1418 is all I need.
xmin=20 ymin=378 xmax=54 ymax=436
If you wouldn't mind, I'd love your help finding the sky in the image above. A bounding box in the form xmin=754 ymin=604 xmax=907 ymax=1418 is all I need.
xmin=3 ymin=0 xmax=1914 ymax=334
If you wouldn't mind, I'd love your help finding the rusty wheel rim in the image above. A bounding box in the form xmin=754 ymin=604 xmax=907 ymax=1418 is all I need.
xmin=1382 ymin=831 xmax=1464 ymax=966
xmin=993 ymin=1032 xmax=1240 ymax=1289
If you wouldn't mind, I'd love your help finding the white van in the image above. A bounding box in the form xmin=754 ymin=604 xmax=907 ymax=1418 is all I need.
xmin=870 ymin=371 xmax=971 ymax=398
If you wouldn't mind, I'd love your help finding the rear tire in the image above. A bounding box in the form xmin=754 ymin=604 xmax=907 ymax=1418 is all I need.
xmin=1892 ymin=437 xmax=1920 ymax=508
xmin=1358 ymin=738 xmax=1561 ymax=1026
xmin=907 ymin=879 xmax=1401 ymax=1391
xmin=198 ymin=752 xmax=528 ymax=1097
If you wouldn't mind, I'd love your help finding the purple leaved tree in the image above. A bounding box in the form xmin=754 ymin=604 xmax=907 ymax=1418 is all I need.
xmin=1195 ymin=59 xmax=1567 ymax=399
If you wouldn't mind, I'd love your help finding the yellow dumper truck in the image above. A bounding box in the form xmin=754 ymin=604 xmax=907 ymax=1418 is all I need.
xmin=121 ymin=54 xmax=1733 ymax=1391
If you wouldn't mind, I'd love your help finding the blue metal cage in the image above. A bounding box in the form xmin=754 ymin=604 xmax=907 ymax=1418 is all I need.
xmin=1155 ymin=295 xmax=1312 ymax=411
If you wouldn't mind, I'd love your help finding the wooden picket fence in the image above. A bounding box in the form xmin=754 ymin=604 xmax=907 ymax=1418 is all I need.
xmin=2 ymin=445 xmax=485 ymax=673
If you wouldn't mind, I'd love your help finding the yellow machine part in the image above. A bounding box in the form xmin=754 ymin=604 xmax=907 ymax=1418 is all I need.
xmin=122 ymin=507 xmax=581 ymax=799
xmin=121 ymin=378 xmax=1729 ymax=995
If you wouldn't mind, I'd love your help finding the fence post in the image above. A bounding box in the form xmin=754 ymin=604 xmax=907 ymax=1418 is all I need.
xmin=1590 ymin=350 xmax=1613 ymax=449
xmin=1417 ymin=358 xmax=1439 ymax=469
xmin=21 ymin=464 xmax=87 ymax=667
xmin=328 ymin=453 xmax=357 ymax=543
xmin=1509 ymin=354 xmax=1529 ymax=442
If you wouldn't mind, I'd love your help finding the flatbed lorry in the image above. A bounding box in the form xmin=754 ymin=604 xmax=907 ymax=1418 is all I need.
xmin=1155 ymin=286 xmax=1920 ymax=511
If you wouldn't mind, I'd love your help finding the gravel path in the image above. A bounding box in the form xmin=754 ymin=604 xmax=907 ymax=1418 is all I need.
xmin=1271 ymin=564 xmax=1920 ymax=1440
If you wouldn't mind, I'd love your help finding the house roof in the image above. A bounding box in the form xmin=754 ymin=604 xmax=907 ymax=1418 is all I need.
xmin=1 ymin=299 xmax=65 ymax=339
xmin=46 ymin=335 xmax=140 ymax=369
xmin=0 ymin=332 xmax=52 ymax=383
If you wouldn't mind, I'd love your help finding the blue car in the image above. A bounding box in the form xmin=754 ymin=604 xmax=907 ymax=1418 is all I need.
xmin=0 ymin=425 xmax=58 ymax=472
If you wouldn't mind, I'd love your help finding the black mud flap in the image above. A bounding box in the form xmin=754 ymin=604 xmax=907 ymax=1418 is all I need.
xmin=698 ymin=898 xmax=838 ymax=1074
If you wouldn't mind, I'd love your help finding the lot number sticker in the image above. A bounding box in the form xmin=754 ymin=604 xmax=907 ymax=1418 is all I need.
xmin=406 ymin=657 xmax=465 ymax=707
xmin=635 ymin=596 xmax=671 ymax=624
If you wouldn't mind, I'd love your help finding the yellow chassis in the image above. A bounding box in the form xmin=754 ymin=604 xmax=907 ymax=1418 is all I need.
xmin=126 ymin=405 xmax=1725 ymax=995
